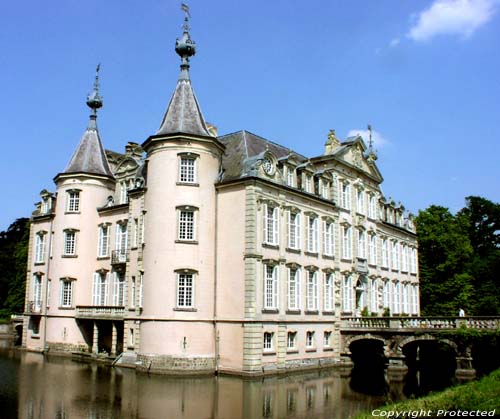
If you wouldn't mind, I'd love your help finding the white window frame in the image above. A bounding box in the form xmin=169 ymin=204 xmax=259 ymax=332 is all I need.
xmin=287 ymin=267 xmax=301 ymax=310
xmin=306 ymin=215 xmax=319 ymax=253
xmin=369 ymin=234 xmax=377 ymax=265
xmin=306 ymin=331 xmax=315 ymax=348
xmin=340 ymin=182 xmax=351 ymax=210
xmin=306 ymin=270 xmax=318 ymax=311
xmin=264 ymin=204 xmax=279 ymax=246
xmin=287 ymin=211 xmax=301 ymax=250
xmin=34 ymin=232 xmax=45 ymax=263
xmin=401 ymin=245 xmax=408 ymax=272
xmin=357 ymin=229 xmax=366 ymax=259
xmin=392 ymin=241 xmax=400 ymax=270
xmin=32 ymin=274 xmax=42 ymax=312
xmin=176 ymin=271 xmax=195 ymax=308
xmin=263 ymin=332 xmax=274 ymax=351
xmin=60 ymin=279 xmax=74 ymax=308
xmin=304 ymin=175 xmax=312 ymax=193
xmin=63 ymin=230 xmax=76 ymax=256
xmin=403 ymin=283 xmax=409 ymax=314
xmin=324 ymin=272 xmax=334 ymax=312
xmin=132 ymin=218 xmax=139 ymax=248
xmin=264 ymin=264 xmax=278 ymax=310
xmin=286 ymin=166 xmax=294 ymax=187
xmin=323 ymin=221 xmax=334 ymax=256
xmin=178 ymin=155 xmax=198 ymax=184
xmin=341 ymin=225 xmax=352 ymax=259
xmin=66 ymin=190 xmax=80 ymax=212
xmin=287 ymin=331 xmax=297 ymax=349
xmin=381 ymin=238 xmax=389 ymax=268
xmin=178 ymin=208 xmax=196 ymax=242
xmin=370 ymin=279 xmax=378 ymax=313
xmin=115 ymin=223 xmax=128 ymax=260
xmin=98 ymin=225 xmax=110 ymax=257
xmin=368 ymin=195 xmax=377 ymax=219
xmin=130 ymin=276 xmax=136 ymax=308
xmin=112 ymin=272 xmax=126 ymax=306
xmin=92 ymin=272 xmax=110 ymax=306
xmin=342 ymin=275 xmax=353 ymax=312
xmin=323 ymin=331 xmax=332 ymax=348
xmin=393 ymin=282 xmax=401 ymax=314
xmin=383 ymin=280 xmax=390 ymax=309
xmin=356 ymin=189 xmax=365 ymax=214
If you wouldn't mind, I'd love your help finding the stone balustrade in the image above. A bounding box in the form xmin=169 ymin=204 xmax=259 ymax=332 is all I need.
xmin=341 ymin=316 xmax=500 ymax=331
xmin=75 ymin=306 xmax=125 ymax=320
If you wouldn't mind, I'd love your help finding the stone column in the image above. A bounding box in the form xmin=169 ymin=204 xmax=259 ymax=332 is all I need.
xmin=92 ymin=321 xmax=98 ymax=354
xmin=111 ymin=321 xmax=117 ymax=357
xmin=455 ymin=346 xmax=476 ymax=382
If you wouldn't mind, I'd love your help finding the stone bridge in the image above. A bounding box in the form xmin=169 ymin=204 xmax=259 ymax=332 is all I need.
xmin=340 ymin=316 xmax=500 ymax=381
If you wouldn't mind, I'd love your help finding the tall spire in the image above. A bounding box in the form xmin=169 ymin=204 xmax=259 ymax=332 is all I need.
xmin=155 ymin=4 xmax=212 ymax=137
xmin=58 ymin=66 xmax=114 ymax=180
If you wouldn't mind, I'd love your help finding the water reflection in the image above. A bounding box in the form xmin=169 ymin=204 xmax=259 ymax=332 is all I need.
xmin=0 ymin=349 xmax=391 ymax=419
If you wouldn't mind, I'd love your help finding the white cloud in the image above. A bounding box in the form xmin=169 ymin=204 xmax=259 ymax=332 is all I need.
xmin=389 ymin=37 xmax=401 ymax=47
xmin=347 ymin=128 xmax=390 ymax=148
xmin=408 ymin=0 xmax=498 ymax=41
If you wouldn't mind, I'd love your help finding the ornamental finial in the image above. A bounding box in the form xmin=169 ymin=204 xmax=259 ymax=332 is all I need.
xmin=366 ymin=123 xmax=378 ymax=162
xmin=175 ymin=4 xmax=196 ymax=79
xmin=86 ymin=64 xmax=103 ymax=119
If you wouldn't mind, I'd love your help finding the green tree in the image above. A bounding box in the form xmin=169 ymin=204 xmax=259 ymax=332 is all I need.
xmin=458 ymin=196 xmax=500 ymax=315
xmin=0 ymin=218 xmax=29 ymax=318
xmin=416 ymin=206 xmax=474 ymax=316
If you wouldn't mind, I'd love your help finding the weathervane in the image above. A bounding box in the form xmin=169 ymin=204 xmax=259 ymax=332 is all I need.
xmin=86 ymin=64 xmax=103 ymax=119
xmin=176 ymin=3 xmax=196 ymax=78
xmin=366 ymin=123 xmax=378 ymax=162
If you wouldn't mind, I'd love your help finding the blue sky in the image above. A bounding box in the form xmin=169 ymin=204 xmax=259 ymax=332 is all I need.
xmin=1 ymin=0 xmax=499 ymax=230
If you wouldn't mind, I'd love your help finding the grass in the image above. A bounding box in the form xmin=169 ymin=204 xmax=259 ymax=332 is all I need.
xmin=353 ymin=369 xmax=500 ymax=418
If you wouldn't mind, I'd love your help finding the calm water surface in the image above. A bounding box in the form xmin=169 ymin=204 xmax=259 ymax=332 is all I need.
xmin=0 ymin=348 xmax=405 ymax=419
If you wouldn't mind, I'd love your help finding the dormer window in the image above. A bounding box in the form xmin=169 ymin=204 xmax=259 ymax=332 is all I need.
xmin=41 ymin=196 xmax=52 ymax=214
xmin=66 ymin=190 xmax=80 ymax=212
xmin=286 ymin=166 xmax=294 ymax=187
xmin=304 ymin=175 xmax=312 ymax=193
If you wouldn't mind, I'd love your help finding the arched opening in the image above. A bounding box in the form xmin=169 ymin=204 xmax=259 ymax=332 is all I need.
xmin=14 ymin=324 xmax=23 ymax=346
xmin=349 ymin=338 xmax=388 ymax=395
xmin=402 ymin=339 xmax=456 ymax=397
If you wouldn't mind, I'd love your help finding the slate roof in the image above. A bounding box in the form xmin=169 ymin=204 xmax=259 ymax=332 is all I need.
xmin=156 ymin=79 xmax=212 ymax=137
xmin=61 ymin=118 xmax=114 ymax=179
xmin=218 ymin=130 xmax=306 ymax=181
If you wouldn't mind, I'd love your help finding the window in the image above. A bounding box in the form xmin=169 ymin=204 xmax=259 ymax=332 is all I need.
xmin=67 ymin=190 xmax=80 ymax=212
xmin=179 ymin=156 xmax=197 ymax=183
xmin=98 ymin=225 xmax=110 ymax=257
xmin=392 ymin=241 xmax=400 ymax=270
xmin=342 ymin=275 xmax=353 ymax=312
xmin=341 ymin=225 xmax=352 ymax=259
xmin=132 ymin=218 xmax=139 ymax=248
xmin=139 ymin=272 xmax=144 ymax=308
xmin=113 ymin=273 xmax=126 ymax=306
xmin=410 ymin=248 xmax=417 ymax=273
xmin=368 ymin=195 xmax=377 ymax=219
xmin=41 ymin=196 xmax=52 ymax=214
xmin=357 ymin=230 xmax=366 ymax=259
xmin=34 ymin=232 xmax=45 ymax=263
xmin=306 ymin=215 xmax=319 ymax=253
xmin=356 ymin=189 xmax=365 ymax=214
xmin=115 ymin=223 xmax=128 ymax=260
xmin=369 ymin=234 xmax=377 ymax=265
xmin=47 ymin=279 xmax=51 ymax=308
xmin=371 ymin=279 xmax=378 ymax=313
xmin=140 ymin=214 xmax=145 ymax=244
xmin=264 ymin=264 xmax=278 ymax=310
xmin=177 ymin=272 xmax=194 ymax=308
xmin=287 ymin=331 xmax=297 ymax=349
xmin=60 ymin=279 xmax=73 ymax=308
xmin=130 ymin=276 xmax=136 ymax=308
xmin=306 ymin=331 xmax=315 ymax=348
xmin=286 ymin=166 xmax=294 ymax=187
xmin=92 ymin=272 xmax=110 ymax=306
xmin=383 ymin=280 xmax=390 ymax=309
xmin=304 ymin=175 xmax=312 ymax=193
xmin=287 ymin=211 xmax=301 ymax=249
xmin=412 ymin=284 xmax=419 ymax=314
xmin=32 ymin=274 xmax=42 ymax=312
xmin=324 ymin=272 xmax=334 ymax=311
xmin=63 ymin=230 xmax=76 ymax=256
xmin=340 ymin=182 xmax=351 ymax=210
xmin=306 ymin=270 xmax=318 ymax=311
xmin=287 ymin=268 xmax=301 ymax=310
xmin=401 ymin=245 xmax=408 ymax=272
xmin=324 ymin=331 xmax=332 ymax=347
xmin=403 ymin=283 xmax=409 ymax=314
xmin=264 ymin=204 xmax=279 ymax=245
xmin=381 ymin=239 xmax=389 ymax=268
xmin=178 ymin=209 xmax=196 ymax=241
xmin=321 ymin=181 xmax=329 ymax=199
xmin=323 ymin=221 xmax=334 ymax=256
xmin=120 ymin=181 xmax=128 ymax=204
xmin=393 ymin=282 xmax=401 ymax=314
xmin=263 ymin=332 xmax=274 ymax=351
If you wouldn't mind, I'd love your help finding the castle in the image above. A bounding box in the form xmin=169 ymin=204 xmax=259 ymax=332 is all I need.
xmin=23 ymin=9 xmax=419 ymax=375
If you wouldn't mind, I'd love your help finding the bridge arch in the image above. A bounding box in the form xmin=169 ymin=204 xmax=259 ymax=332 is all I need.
xmin=345 ymin=333 xmax=387 ymax=353
xmin=396 ymin=334 xmax=458 ymax=355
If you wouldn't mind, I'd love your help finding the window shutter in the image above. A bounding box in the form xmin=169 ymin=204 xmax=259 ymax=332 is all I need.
xmin=92 ymin=273 xmax=99 ymax=305
xmin=287 ymin=211 xmax=291 ymax=247
xmin=105 ymin=272 xmax=110 ymax=305
xmin=263 ymin=204 xmax=268 ymax=244
xmin=274 ymin=207 xmax=279 ymax=245
xmin=113 ymin=272 xmax=118 ymax=306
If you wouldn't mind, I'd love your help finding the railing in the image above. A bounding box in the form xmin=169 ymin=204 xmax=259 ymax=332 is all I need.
xmin=341 ymin=316 xmax=500 ymax=331
xmin=75 ymin=306 xmax=125 ymax=319
xmin=25 ymin=301 xmax=42 ymax=314
xmin=111 ymin=250 xmax=129 ymax=264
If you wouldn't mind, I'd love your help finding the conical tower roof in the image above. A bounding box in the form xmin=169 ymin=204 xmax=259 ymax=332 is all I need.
xmin=59 ymin=66 xmax=114 ymax=180
xmin=155 ymin=6 xmax=212 ymax=137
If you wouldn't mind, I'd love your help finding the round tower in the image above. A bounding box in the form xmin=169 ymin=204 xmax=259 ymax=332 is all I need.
xmin=139 ymin=6 xmax=224 ymax=372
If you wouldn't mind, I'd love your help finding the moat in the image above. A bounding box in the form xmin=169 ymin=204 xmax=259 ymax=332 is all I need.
xmin=0 ymin=347 xmax=461 ymax=419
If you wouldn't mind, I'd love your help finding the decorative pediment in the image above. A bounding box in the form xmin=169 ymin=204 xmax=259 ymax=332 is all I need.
xmin=334 ymin=137 xmax=383 ymax=182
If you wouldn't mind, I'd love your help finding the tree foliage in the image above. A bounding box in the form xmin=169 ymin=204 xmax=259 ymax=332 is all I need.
xmin=416 ymin=197 xmax=500 ymax=316
xmin=0 ymin=218 xmax=29 ymax=318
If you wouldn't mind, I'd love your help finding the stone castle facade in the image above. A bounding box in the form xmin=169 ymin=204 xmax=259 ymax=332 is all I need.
xmin=23 ymin=12 xmax=419 ymax=375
